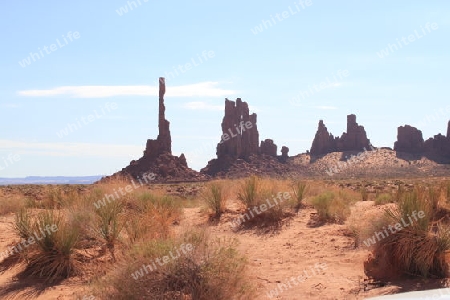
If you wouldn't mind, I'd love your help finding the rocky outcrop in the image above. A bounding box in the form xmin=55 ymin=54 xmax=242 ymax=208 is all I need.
xmin=310 ymin=115 xmax=371 ymax=155
xmin=423 ymin=121 xmax=450 ymax=160
xmin=310 ymin=120 xmax=337 ymax=155
xmin=101 ymin=77 xmax=208 ymax=183
xmin=394 ymin=125 xmax=424 ymax=153
xmin=202 ymin=98 xmax=288 ymax=176
xmin=260 ymin=139 xmax=277 ymax=157
xmin=337 ymin=114 xmax=371 ymax=152
xmin=281 ymin=146 xmax=289 ymax=162
xmin=216 ymin=98 xmax=259 ymax=160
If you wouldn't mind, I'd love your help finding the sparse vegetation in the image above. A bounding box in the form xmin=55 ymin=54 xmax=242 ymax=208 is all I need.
xmin=202 ymin=181 xmax=227 ymax=218
xmin=311 ymin=190 xmax=355 ymax=224
xmin=374 ymin=193 xmax=393 ymax=206
xmin=291 ymin=180 xmax=308 ymax=211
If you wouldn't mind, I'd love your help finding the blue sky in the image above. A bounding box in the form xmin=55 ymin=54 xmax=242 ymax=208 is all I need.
xmin=1 ymin=0 xmax=449 ymax=177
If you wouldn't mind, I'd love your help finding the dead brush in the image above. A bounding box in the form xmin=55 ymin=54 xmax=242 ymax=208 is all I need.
xmin=94 ymin=229 xmax=254 ymax=300
xmin=12 ymin=209 xmax=79 ymax=283
xmin=235 ymin=177 xmax=292 ymax=229
xmin=369 ymin=187 xmax=450 ymax=279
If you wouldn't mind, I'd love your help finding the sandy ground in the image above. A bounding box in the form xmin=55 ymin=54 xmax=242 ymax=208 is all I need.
xmin=0 ymin=200 xmax=448 ymax=300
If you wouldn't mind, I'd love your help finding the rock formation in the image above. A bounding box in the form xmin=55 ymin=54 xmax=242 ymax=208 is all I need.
xmin=310 ymin=120 xmax=337 ymax=155
xmin=337 ymin=114 xmax=371 ymax=152
xmin=394 ymin=125 xmax=424 ymax=153
xmin=202 ymin=98 xmax=287 ymax=176
xmin=216 ymin=98 xmax=259 ymax=160
xmin=260 ymin=139 xmax=277 ymax=157
xmin=310 ymin=115 xmax=371 ymax=155
xmin=394 ymin=122 xmax=450 ymax=161
xmin=280 ymin=146 xmax=289 ymax=163
xmin=101 ymin=77 xmax=208 ymax=183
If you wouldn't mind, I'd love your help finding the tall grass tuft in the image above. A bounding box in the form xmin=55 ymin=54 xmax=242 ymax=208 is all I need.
xmin=237 ymin=176 xmax=259 ymax=208
xmin=94 ymin=199 xmax=125 ymax=261
xmin=311 ymin=191 xmax=353 ymax=224
xmin=291 ymin=180 xmax=308 ymax=212
xmin=202 ymin=181 xmax=227 ymax=218
xmin=13 ymin=209 xmax=79 ymax=283
xmin=369 ymin=187 xmax=450 ymax=279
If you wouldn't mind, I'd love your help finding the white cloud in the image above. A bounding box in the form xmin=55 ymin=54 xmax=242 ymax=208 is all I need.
xmin=183 ymin=101 xmax=223 ymax=111
xmin=0 ymin=139 xmax=142 ymax=158
xmin=17 ymin=82 xmax=237 ymax=98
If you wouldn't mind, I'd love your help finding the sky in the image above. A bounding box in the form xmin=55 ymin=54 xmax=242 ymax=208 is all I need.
xmin=1 ymin=0 xmax=449 ymax=177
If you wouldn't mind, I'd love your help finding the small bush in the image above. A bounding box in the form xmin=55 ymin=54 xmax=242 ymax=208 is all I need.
xmin=375 ymin=193 xmax=393 ymax=206
xmin=94 ymin=230 xmax=254 ymax=300
xmin=311 ymin=192 xmax=352 ymax=224
xmin=291 ymin=181 xmax=308 ymax=211
xmin=13 ymin=209 xmax=79 ymax=283
xmin=202 ymin=181 xmax=227 ymax=218
xmin=237 ymin=176 xmax=259 ymax=208
xmin=94 ymin=199 xmax=125 ymax=260
xmin=369 ymin=187 xmax=450 ymax=279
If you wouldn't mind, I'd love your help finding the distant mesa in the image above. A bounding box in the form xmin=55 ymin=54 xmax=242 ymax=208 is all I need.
xmin=201 ymin=98 xmax=290 ymax=176
xmin=101 ymin=77 xmax=208 ymax=183
xmin=310 ymin=114 xmax=372 ymax=156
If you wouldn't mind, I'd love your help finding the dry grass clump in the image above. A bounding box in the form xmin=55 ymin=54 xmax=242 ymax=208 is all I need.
xmin=94 ymin=229 xmax=254 ymax=300
xmin=234 ymin=176 xmax=293 ymax=229
xmin=201 ymin=181 xmax=228 ymax=218
xmin=291 ymin=180 xmax=308 ymax=212
xmin=374 ymin=193 xmax=393 ymax=206
xmin=368 ymin=186 xmax=450 ymax=279
xmin=12 ymin=209 xmax=80 ymax=283
xmin=311 ymin=190 xmax=356 ymax=224
xmin=125 ymin=192 xmax=182 ymax=242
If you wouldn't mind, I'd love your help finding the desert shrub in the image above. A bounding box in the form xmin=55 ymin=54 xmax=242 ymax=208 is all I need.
xmin=94 ymin=198 xmax=125 ymax=260
xmin=202 ymin=181 xmax=227 ymax=218
xmin=369 ymin=187 xmax=450 ymax=278
xmin=360 ymin=187 xmax=369 ymax=201
xmin=291 ymin=180 xmax=308 ymax=211
xmin=94 ymin=230 xmax=254 ymax=300
xmin=237 ymin=176 xmax=259 ymax=208
xmin=234 ymin=177 xmax=292 ymax=229
xmin=124 ymin=192 xmax=182 ymax=243
xmin=375 ymin=193 xmax=393 ymax=206
xmin=12 ymin=209 xmax=79 ymax=282
xmin=311 ymin=191 xmax=352 ymax=224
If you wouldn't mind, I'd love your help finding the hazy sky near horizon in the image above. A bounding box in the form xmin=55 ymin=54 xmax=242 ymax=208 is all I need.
xmin=1 ymin=0 xmax=449 ymax=177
